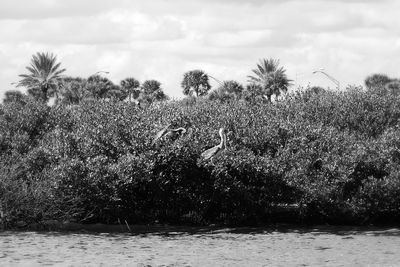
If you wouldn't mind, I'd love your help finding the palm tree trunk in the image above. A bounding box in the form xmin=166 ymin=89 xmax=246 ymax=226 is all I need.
xmin=41 ymin=85 xmax=48 ymax=103
xmin=55 ymin=91 xmax=59 ymax=105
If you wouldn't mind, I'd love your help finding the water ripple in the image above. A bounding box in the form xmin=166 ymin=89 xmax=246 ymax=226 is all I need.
xmin=0 ymin=227 xmax=399 ymax=266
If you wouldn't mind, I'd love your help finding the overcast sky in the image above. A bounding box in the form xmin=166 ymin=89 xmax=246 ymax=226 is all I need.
xmin=1 ymin=0 xmax=399 ymax=99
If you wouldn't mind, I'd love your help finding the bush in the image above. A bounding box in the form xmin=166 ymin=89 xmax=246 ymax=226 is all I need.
xmin=2 ymin=86 xmax=400 ymax=227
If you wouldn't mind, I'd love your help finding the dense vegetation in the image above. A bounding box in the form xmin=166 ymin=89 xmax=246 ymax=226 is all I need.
xmin=1 ymin=53 xmax=400 ymax=229
xmin=2 ymin=83 xmax=400 ymax=228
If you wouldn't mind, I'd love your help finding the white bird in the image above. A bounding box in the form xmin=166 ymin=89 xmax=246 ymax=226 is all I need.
xmin=152 ymin=124 xmax=187 ymax=144
xmin=201 ymin=128 xmax=227 ymax=160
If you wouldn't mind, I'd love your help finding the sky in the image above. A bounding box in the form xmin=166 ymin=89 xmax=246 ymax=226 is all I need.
xmin=1 ymin=0 xmax=400 ymax=99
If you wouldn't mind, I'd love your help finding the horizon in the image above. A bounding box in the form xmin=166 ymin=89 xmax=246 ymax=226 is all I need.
xmin=1 ymin=0 xmax=399 ymax=99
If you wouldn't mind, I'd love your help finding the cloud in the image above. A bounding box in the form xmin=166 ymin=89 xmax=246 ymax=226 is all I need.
xmin=0 ymin=11 xmax=187 ymax=46
xmin=202 ymin=30 xmax=300 ymax=48
xmin=0 ymin=0 xmax=127 ymax=19
xmin=1 ymin=0 xmax=400 ymax=100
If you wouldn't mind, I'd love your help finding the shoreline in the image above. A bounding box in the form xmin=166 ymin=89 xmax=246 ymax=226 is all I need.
xmin=2 ymin=220 xmax=400 ymax=235
xmin=2 ymin=204 xmax=399 ymax=233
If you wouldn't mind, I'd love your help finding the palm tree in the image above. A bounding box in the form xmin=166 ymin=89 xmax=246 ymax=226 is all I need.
xmin=247 ymin=58 xmax=292 ymax=102
xmin=242 ymin=83 xmax=265 ymax=103
xmin=208 ymin=80 xmax=244 ymax=102
xmin=140 ymin=80 xmax=168 ymax=104
xmin=59 ymin=76 xmax=87 ymax=105
xmin=17 ymin=52 xmax=66 ymax=102
xmin=86 ymin=75 xmax=115 ymax=99
xmin=365 ymin=74 xmax=392 ymax=91
xmin=141 ymin=80 xmax=161 ymax=95
xmin=181 ymin=70 xmax=211 ymax=97
xmin=120 ymin=77 xmax=140 ymax=102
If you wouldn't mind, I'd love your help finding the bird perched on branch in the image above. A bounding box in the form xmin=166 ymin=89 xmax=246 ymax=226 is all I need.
xmin=201 ymin=128 xmax=227 ymax=160
xmin=152 ymin=124 xmax=187 ymax=144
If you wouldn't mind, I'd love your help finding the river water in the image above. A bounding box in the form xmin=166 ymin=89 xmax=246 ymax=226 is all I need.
xmin=0 ymin=226 xmax=399 ymax=266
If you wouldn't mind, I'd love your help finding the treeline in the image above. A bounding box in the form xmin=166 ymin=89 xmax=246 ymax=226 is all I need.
xmin=5 ymin=53 xmax=169 ymax=107
xmin=3 ymin=54 xmax=291 ymax=107
xmin=1 ymin=52 xmax=400 ymax=228
xmin=2 ymin=84 xmax=400 ymax=228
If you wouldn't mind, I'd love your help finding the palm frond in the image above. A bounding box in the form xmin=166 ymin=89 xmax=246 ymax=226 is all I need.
xmin=18 ymin=52 xmax=66 ymax=101
xmin=248 ymin=58 xmax=291 ymax=101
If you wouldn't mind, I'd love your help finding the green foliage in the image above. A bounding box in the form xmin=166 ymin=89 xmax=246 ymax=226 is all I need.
xmin=58 ymin=77 xmax=87 ymax=105
xmin=58 ymin=76 xmax=134 ymax=104
xmin=140 ymin=80 xmax=168 ymax=104
xmin=85 ymin=75 xmax=125 ymax=100
xmin=0 ymin=168 xmax=61 ymax=228
xmin=285 ymin=85 xmax=400 ymax=138
xmin=364 ymin=74 xmax=400 ymax=99
xmin=365 ymin=73 xmax=392 ymax=91
xmin=384 ymin=80 xmax=400 ymax=96
xmin=17 ymin=52 xmax=66 ymax=102
xmin=247 ymin=58 xmax=292 ymax=101
xmin=2 ymin=85 xmax=400 ymax=227
xmin=120 ymin=77 xmax=140 ymax=102
xmin=241 ymin=83 xmax=268 ymax=103
xmin=2 ymin=90 xmax=27 ymax=105
xmin=0 ymin=99 xmax=51 ymax=158
xmin=208 ymin=80 xmax=244 ymax=102
xmin=141 ymin=80 xmax=160 ymax=95
xmin=181 ymin=70 xmax=211 ymax=97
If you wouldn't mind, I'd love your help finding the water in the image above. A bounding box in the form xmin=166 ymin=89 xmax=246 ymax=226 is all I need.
xmin=0 ymin=226 xmax=399 ymax=266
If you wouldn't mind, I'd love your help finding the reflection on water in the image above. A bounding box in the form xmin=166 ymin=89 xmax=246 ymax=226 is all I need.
xmin=1 ymin=226 xmax=400 ymax=266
